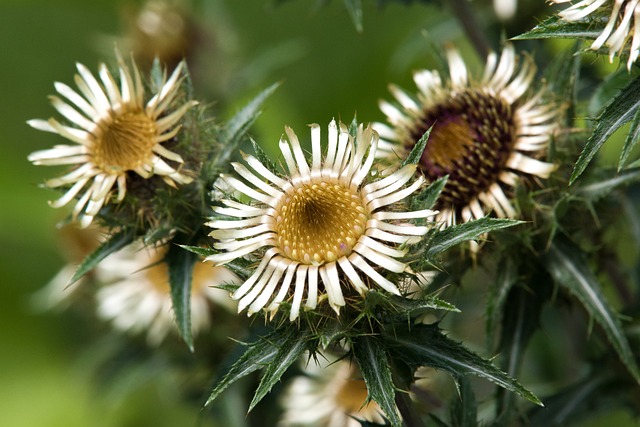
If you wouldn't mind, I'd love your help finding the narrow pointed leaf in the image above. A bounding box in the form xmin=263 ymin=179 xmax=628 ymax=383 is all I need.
xmin=574 ymin=168 xmax=640 ymax=200
xmin=166 ymin=244 xmax=197 ymax=351
xmin=353 ymin=336 xmax=402 ymax=427
xmin=495 ymin=280 xmax=552 ymax=425
xmin=485 ymin=256 xmax=519 ymax=348
xmin=410 ymin=175 xmax=448 ymax=211
xmin=544 ymin=238 xmax=640 ymax=383
xmin=620 ymin=108 xmax=640 ymax=170
xmin=178 ymin=244 xmax=216 ymax=258
xmin=513 ymin=15 xmax=605 ymax=40
xmin=69 ymin=229 xmax=135 ymax=285
xmin=349 ymin=115 xmax=359 ymax=138
xmin=426 ymin=218 xmax=523 ymax=258
xmin=401 ymin=126 xmax=431 ymax=168
xmin=206 ymin=328 xmax=293 ymax=406
xmin=248 ymin=329 xmax=312 ymax=411
xmin=571 ymin=76 xmax=640 ymax=184
xmin=218 ymin=82 xmax=280 ymax=165
xmin=385 ymin=323 xmax=542 ymax=406
xmin=388 ymin=294 xmax=460 ymax=314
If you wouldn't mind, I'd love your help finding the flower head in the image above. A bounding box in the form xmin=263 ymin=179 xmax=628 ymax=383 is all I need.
xmin=206 ymin=120 xmax=434 ymax=321
xmin=374 ymin=44 xmax=558 ymax=227
xmin=278 ymin=357 xmax=385 ymax=427
xmin=28 ymin=51 xmax=197 ymax=228
xmin=95 ymin=243 xmax=238 ymax=345
xmin=550 ymin=0 xmax=640 ymax=69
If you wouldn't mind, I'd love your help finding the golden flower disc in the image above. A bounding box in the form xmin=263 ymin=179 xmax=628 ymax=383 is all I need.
xmin=95 ymin=111 xmax=158 ymax=173
xmin=275 ymin=181 xmax=368 ymax=265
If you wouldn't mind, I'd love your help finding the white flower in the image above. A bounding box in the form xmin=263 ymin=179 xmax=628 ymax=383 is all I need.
xmin=95 ymin=243 xmax=238 ymax=345
xmin=206 ymin=120 xmax=435 ymax=321
xmin=28 ymin=51 xmax=197 ymax=228
xmin=550 ymin=0 xmax=640 ymax=69
xmin=278 ymin=357 xmax=385 ymax=427
xmin=374 ymin=44 xmax=558 ymax=228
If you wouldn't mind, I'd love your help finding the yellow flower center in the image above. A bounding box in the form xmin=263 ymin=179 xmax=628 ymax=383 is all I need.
xmin=275 ymin=181 xmax=368 ymax=265
xmin=94 ymin=111 xmax=158 ymax=173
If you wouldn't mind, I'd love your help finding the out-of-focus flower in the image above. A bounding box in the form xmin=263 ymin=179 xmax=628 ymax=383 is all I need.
xmin=374 ymin=44 xmax=558 ymax=228
xmin=28 ymin=52 xmax=196 ymax=228
xmin=206 ymin=120 xmax=434 ymax=321
xmin=95 ymin=243 xmax=238 ymax=345
xmin=278 ymin=356 xmax=385 ymax=427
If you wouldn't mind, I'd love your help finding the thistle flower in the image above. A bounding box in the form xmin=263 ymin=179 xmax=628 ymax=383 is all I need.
xmin=278 ymin=357 xmax=385 ymax=427
xmin=550 ymin=0 xmax=640 ymax=69
xmin=28 ymin=52 xmax=197 ymax=228
xmin=95 ymin=243 xmax=238 ymax=345
xmin=374 ymin=44 xmax=557 ymax=227
xmin=206 ymin=120 xmax=434 ymax=321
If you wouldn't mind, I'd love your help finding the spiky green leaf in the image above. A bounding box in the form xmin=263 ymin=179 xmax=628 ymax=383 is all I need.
xmin=178 ymin=244 xmax=216 ymax=258
xmin=401 ymin=126 xmax=431 ymax=168
xmin=426 ymin=218 xmax=523 ymax=259
xmin=248 ymin=329 xmax=313 ymax=411
xmin=166 ymin=244 xmax=197 ymax=351
xmin=620 ymin=108 xmax=640 ymax=170
xmin=571 ymin=76 xmax=640 ymax=184
xmin=218 ymin=82 xmax=280 ymax=165
xmin=544 ymin=238 xmax=640 ymax=383
xmin=410 ymin=175 xmax=447 ymax=212
xmin=206 ymin=328 xmax=294 ymax=407
xmin=385 ymin=323 xmax=542 ymax=406
xmin=513 ymin=15 xmax=604 ymax=40
xmin=353 ymin=336 xmax=402 ymax=427
xmin=388 ymin=294 xmax=460 ymax=315
xmin=69 ymin=229 xmax=135 ymax=285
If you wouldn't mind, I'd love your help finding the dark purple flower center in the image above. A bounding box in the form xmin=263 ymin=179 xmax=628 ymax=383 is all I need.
xmin=409 ymin=89 xmax=516 ymax=212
